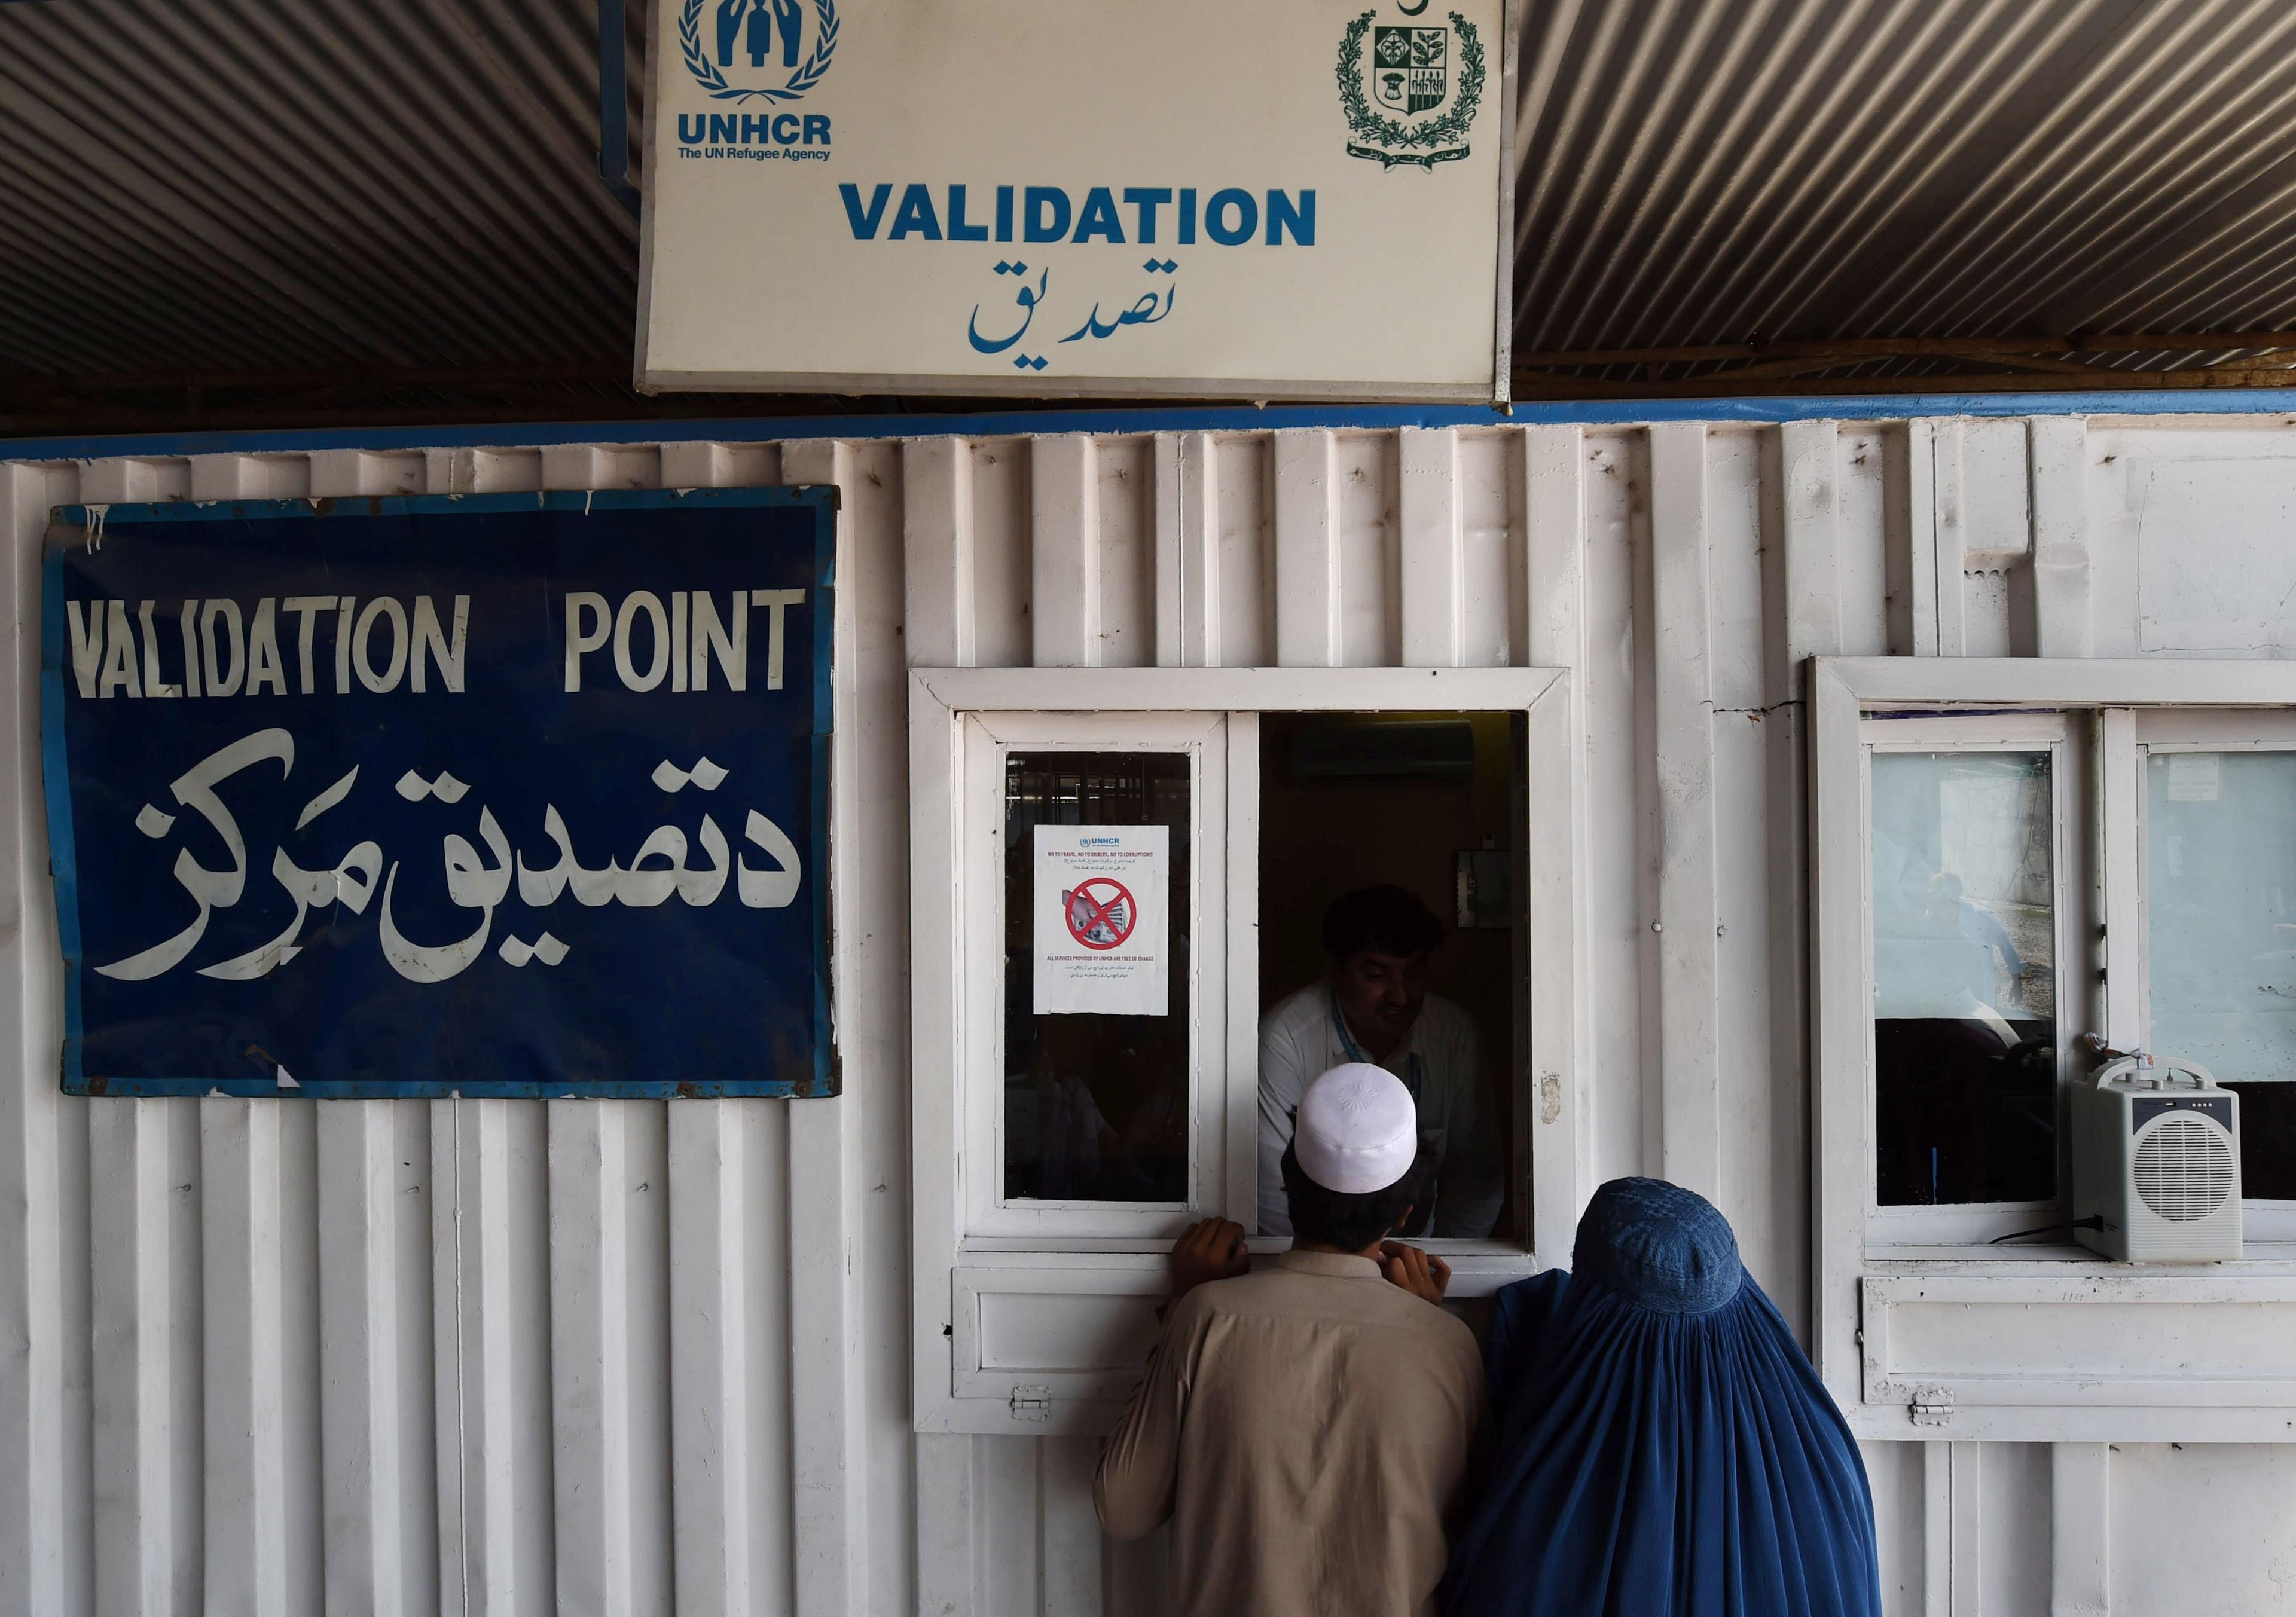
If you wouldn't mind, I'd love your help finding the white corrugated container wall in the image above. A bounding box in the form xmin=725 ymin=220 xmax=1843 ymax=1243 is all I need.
xmin=7 ymin=411 xmax=2296 ymax=1616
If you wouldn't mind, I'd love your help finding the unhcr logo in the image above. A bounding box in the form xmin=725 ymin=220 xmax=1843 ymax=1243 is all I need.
xmin=680 ymin=0 xmax=839 ymax=103
xmin=676 ymin=0 xmax=839 ymax=157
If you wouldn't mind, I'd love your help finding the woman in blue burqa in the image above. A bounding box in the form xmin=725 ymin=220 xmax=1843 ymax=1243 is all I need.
xmin=1443 ymin=1178 xmax=1881 ymax=1617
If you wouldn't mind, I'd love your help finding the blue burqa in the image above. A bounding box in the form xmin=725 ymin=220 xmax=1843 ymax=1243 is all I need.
xmin=1443 ymin=1178 xmax=1882 ymax=1617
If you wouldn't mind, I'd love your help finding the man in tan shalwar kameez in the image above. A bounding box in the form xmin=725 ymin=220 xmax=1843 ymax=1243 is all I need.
xmin=1095 ymin=1063 xmax=1486 ymax=1617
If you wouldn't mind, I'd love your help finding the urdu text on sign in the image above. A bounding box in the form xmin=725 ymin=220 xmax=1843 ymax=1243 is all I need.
xmin=39 ymin=489 xmax=838 ymax=1099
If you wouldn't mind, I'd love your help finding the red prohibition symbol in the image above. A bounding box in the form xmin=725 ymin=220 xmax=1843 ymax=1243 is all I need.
xmin=1062 ymin=878 xmax=1137 ymax=951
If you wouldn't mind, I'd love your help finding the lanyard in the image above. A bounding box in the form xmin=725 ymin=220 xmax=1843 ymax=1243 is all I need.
xmin=1329 ymin=992 xmax=1424 ymax=1103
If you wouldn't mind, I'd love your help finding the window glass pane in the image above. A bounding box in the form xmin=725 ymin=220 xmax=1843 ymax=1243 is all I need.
xmin=1871 ymin=751 xmax=2057 ymax=1205
xmin=2146 ymin=750 xmax=2296 ymax=1199
xmin=1003 ymin=751 xmax=1190 ymax=1203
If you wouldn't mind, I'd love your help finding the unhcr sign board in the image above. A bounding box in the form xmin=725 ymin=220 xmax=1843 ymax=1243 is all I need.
xmin=636 ymin=0 xmax=1514 ymax=403
xmin=38 ymin=490 xmax=839 ymax=1099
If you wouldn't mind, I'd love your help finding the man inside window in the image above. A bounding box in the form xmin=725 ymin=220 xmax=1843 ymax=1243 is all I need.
xmin=1095 ymin=1063 xmax=1486 ymax=1617
xmin=1258 ymin=884 xmax=1504 ymax=1238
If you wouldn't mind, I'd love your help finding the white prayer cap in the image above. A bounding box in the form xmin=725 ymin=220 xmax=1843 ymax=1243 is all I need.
xmin=1295 ymin=1063 xmax=1418 ymax=1194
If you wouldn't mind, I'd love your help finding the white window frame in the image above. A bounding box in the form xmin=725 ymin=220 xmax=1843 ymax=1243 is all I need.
xmin=912 ymin=665 xmax=1587 ymax=1434
xmin=958 ymin=708 xmax=1234 ymax=1240
xmin=1812 ymin=656 xmax=2296 ymax=1442
xmin=1858 ymin=711 xmax=2080 ymax=1251
xmin=2131 ymin=708 xmax=2296 ymax=1245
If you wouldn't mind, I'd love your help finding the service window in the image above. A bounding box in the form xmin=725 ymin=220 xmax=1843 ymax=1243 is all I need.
xmin=1254 ymin=711 xmax=1527 ymax=1244
xmin=911 ymin=667 xmax=1583 ymax=1434
xmin=2134 ymin=711 xmax=2296 ymax=1231
xmin=1810 ymin=659 xmax=2296 ymax=1441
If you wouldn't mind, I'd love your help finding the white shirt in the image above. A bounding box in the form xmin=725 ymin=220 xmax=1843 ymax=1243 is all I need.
xmin=1256 ymin=983 xmax=1504 ymax=1239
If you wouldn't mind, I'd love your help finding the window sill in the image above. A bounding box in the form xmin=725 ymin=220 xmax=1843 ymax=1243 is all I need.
xmin=1863 ymin=1242 xmax=2296 ymax=1270
xmin=960 ymin=1233 xmax=1535 ymax=1254
xmin=956 ymin=1236 xmax=1544 ymax=1296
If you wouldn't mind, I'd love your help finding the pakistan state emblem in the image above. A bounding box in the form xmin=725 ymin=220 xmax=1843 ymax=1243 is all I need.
xmin=1375 ymin=26 xmax=1447 ymax=112
xmin=1336 ymin=7 xmax=1485 ymax=169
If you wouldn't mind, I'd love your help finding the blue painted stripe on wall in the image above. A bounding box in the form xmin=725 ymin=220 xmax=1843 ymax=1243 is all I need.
xmin=5 ymin=387 xmax=2295 ymax=463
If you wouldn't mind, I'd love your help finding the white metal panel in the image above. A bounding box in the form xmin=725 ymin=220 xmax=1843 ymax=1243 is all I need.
xmin=912 ymin=1433 xmax=976 ymax=1617
xmin=1935 ymin=417 xmax=2036 ymax=661
xmin=199 ymin=1095 xmax=322 ymax=1617
xmin=665 ymin=1098 xmax=793 ymax=1617
xmin=88 ymin=1097 xmax=200 ymax=1617
xmin=1040 ymin=1438 xmax=1105 ymax=1617
xmin=1578 ymin=429 xmax=1653 ymax=1191
xmin=430 ymin=1096 xmax=555 ymax=1616
xmin=1834 ymin=426 xmax=1897 ymax=660
xmin=1860 ymin=1438 xmax=1925 ymax=1616
xmin=1761 ymin=419 xmax=1850 ymax=1339
xmin=2097 ymin=424 xmax=2296 ymax=660
xmin=818 ymin=435 xmax=921 ymax=1617
xmin=13 ymin=413 xmax=2296 ymax=1617
xmin=783 ymin=435 xmax=875 ymax=1617
xmin=2050 ymin=1443 xmax=2110 ymax=1617
xmin=1334 ymin=433 xmax=1401 ymax=668
xmin=1522 ymin=424 xmax=1598 ymax=1239
xmin=968 ymin=441 xmax=1035 ymax=670
xmin=1 ymin=462 xmax=86 ymax=1617
xmin=660 ymin=444 xmax=798 ymax=1617
xmin=315 ymin=1097 xmax=438 ymax=1617
xmin=545 ymin=1099 xmax=672 ymax=1617
xmin=1091 ymin=438 xmax=1156 ymax=671
xmin=1649 ymin=422 xmax=1723 ymax=1205
xmin=2029 ymin=418 xmax=2093 ymax=660
xmin=1272 ymin=429 xmax=1341 ymax=668
xmin=2109 ymin=1444 xmax=2296 ymax=1617
xmin=1703 ymin=428 xmax=1790 ymax=1298
xmin=1919 ymin=1442 xmax=1950 ymax=1617
xmin=1902 ymin=419 xmax=1943 ymax=657
xmin=1210 ymin=435 xmax=1274 ymax=668
xmin=1399 ymin=428 xmax=1466 ymax=667
xmin=1031 ymin=438 xmax=1101 ymax=671
xmin=1948 ymin=1442 xmax=1980 ymax=1617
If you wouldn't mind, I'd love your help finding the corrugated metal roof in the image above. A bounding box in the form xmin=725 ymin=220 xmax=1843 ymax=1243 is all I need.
xmin=0 ymin=0 xmax=639 ymax=374
xmin=6 ymin=0 xmax=2296 ymax=425
xmin=1511 ymin=0 xmax=2296 ymax=390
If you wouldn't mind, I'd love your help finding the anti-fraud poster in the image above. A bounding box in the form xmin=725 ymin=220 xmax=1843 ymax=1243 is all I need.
xmin=38 ymin=489 xmax=837 ymax=1098
xmin=1033 ymin=825 xmax=1168 ymax=1017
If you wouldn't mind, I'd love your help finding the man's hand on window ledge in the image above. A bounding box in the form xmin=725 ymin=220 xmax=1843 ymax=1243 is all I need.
xmin=1379 ymin=1241 xmax=1452 ymax=1304
xmin=1166 ymin=1218 xmax=1250 ymax=1310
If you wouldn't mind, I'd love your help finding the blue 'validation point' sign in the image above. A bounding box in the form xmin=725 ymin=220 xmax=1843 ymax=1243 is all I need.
xmin=39 ymin=488 xmax=838 ymax=1099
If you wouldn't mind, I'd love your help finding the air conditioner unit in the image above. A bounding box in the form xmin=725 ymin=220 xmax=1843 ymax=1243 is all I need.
xmin=2071 ymin=1054 xmax=2242 ymax=1262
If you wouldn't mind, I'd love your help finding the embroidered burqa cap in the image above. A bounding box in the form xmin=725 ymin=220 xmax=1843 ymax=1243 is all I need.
xmin=1443 ymin=1178 xmax=1883 ymax=1617
xmin=1293 ymin=1063 xmax=1417 ymax=1193
xmin=1572 ymin=1172 xmax=1745 ymax=1313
